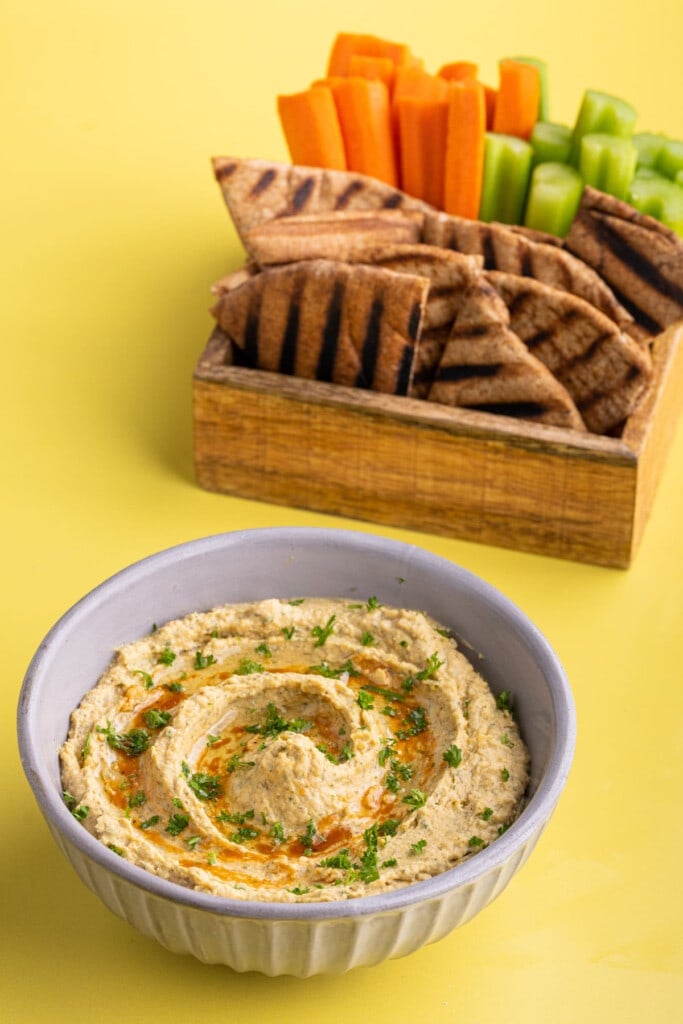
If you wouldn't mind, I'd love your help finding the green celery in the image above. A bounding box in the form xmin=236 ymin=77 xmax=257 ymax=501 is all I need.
xmin=655 ymin=138 xmax=683 ymax=181
xmin=569 ymin=89 xmax=637 ymax=167
xmin=530 ymin=122 xmax=572 ymax=166
xmin=579 ymin=132 xmax=637 ymax=201
xmin=524 ymin=162 xmax=584 ymax=237
xmin=632 ymin=132 xmax=667 ymax=169
xmin=479 ymin=132 xmax=533 ymax=224
xmin=628 ymin=169 xmax=683 ymax=235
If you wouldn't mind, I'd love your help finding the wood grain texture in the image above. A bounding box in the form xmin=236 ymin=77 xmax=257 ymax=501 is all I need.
xmin=193 ymin=323 xmax=683 ymax=568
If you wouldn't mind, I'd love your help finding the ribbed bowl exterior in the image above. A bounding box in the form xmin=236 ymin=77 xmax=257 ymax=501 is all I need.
xmin=49 ymin=819 xmax=545 ymax=976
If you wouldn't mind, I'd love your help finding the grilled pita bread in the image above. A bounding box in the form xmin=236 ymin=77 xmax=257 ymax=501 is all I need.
xmin=423 ymin=210 xmax=634 ymax=330
xmin=212 ymin=157 xmax=432 ymax=242
xmin=210 ymin=259 xmax=429 ymax=396
xmin=243 ymin=209 xmax=424 ymax=265
xmin=485 ymin=271 xmax=652 ymax=433
xmin=427 ymin=276 xmax=586 ymax=430
xmin=564 ymin=185 xmax=683 ymax=332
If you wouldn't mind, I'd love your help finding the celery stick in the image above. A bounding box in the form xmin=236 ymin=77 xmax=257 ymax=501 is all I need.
xmin=655 ymin=138 xmax=683 ymax=180
xmin=628 ymin=170 xmax=683 ymax=235
xmin=677 ymin=170 xmax=683 ymax=188
xmin=579 ymin=133 xmax=637 ymax=201
xmin=479 ymin=133 xmax=533 ymax=224
xmin=632 ymin=131 xmax=667 ymax=169
xmin=509 ymin=56 xmax=549 ymax=121
xmin=569 ymin=89 xmax=637 ymax=166
xmin=530 ymin=122 xmax=572 ymax=165
xmin=524 ymin=162 xmax=584 ymax=237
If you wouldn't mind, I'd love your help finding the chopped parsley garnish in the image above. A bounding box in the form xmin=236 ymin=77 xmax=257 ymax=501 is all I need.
xmin=282 ymin=626 xmax=295 ymax=640
xmin=366 ymin=596 xmax=382 ymax=610
xmin=385 ymin=757 xmax=413 ymax=792
xmin=80 ymin=730 xmax=92 ymax=764
xmin=143 ymin=707 xmax=172 ymax=730
xmin=501 ymin=733 xmax=515 ymax=748
xmin=97 ymin=722 xmax=150 ymax=757
xmin=140 ymin=815 xmax=161 ymax=830
xmin=244 ymin=702 xmax=312 ymax=738
xmin=288 ymin=598 xmax=305 ymax=606
xmin=165 ymin=681 xmax=184 ymax=693
xmin=309 ymin=659 xmax=359 ymax=679
xmin=357 ymin=689 xmax=375 ymax=710
xmin=481 ymin=807 xmax=493 ymax=821
xmin=497 ymin=823 xmax=510 ymax=836
xmin=501 ymin=767 xmax=510 ymax=782
xmin=235 ymin=658 xmax=264 ymax=675
xmin=186 ymin=835 xmax=202 ymax=850
xmin=410 ymin=839 xmax=427 ymax=855
xmin=226 ymin=753 xmax=256 ymax=773
xmin=62 ymin=791 xmax=89 ymax=820
xmin=360 ymin=632 xmax=376 ymax=647
xmin=312 ymin=614 xmax=336 ymax=647
xmin=319 ymin=849 xmax=352 ymax=870
xmin=402 ymin=788 xmax=427 ymax=809
xmin=416 ymin=653 xmax=444 ymax=681
xmin=298 ymin=820 xmax=317 ymax=851
xmin=206 ymin=733 xmax=221 ymax=747
xmin=158 ymin=647 xmax=176 ymax=665
xmin=255 ymin=642 xmax=272 ymax=658
xmin=443 ymin=744 xmax=462 ymax=769
xmin=496 ymin=690 xmax=514 ymax=713
xmin=229 ymin=826 xmax=260 ymax=844
xmin=378 ymin=818 xmax=400 ymax=837
xmin=194 ymin=649 xmax=216 ymax=670
xmin=187 ymin=772 xmax=223 ymax=801
xmin=378 ymin=740 xmax=395 ymax=766
xmin=359 ymin=823 xmax=380 ymax=883
xmin=316 ymin=742 xmax=354 ymax=765
xmin=396 ymin=705 xmax=428 ymax=739
xmin=127 ymin=790 xmax=147 ymax=809
xmin=207 ymin=851 xmax=218 ymax=865
xmin=435 ymin=627 xmax=452 ymax=638
xmin=270 ymin=822 xmax=286 ymax=845
xmin=165 ymin=813 xmax=189 ymax=836
xmin=288 ymin=886 xmax=310 ymax=896
xmin=216 ymin=809 xmax=255 ymax=825
xmin=362 ymin=683 xmax=405 ymax=703
xmin=107 ymin=843 xmax=125 ymax=857
xmin=468 ymin=836 xmax=485 ymax=848
xmin=401 ymin=675 xmax=415 ymax=693
xmin=133 ymin=670 xmax=154 ymax=689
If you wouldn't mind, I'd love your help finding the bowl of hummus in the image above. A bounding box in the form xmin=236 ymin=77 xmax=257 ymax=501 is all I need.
xmin=18 ymin=527 xmax=575 ymax=976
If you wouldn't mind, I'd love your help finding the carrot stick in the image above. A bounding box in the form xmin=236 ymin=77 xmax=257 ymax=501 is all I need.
xmin=492 ymin=59 xmax=540 ymax=139
xmin=277 ymin=85 xmax=347 ymax=170
xmin=331 ymin=77 xmax=398 ymax=185
xmin=327 ymin=32 xmax=413 ymax=76
xmin=438 ymin=61 xmax=478 ymax=82
xmin=443 ymin=80 xmax=486 ymax=218
xmin=482 ymin=84 xmax=497 ymax=130
xmin=348 ymin=54 xmax=396 ymax=93
xmin=397 ymin=95 xmax=450 ymax=206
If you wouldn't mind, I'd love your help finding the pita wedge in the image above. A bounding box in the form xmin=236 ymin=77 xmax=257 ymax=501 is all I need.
xmin=486 ymin=271 xmax=653 ymax=434
xmin=423 ymin=210 xmax=634 ymax=330
xmin=564 ymin=185 xmax=683 ymax=333
xmin=210 ymin=259 xmax=429 ymax=396
xmin=428 ymin=276 xmax=586 ymax=430
xmin=244 ymin=209 xmax=424 ymax=265
xmin=212 ymin=157 xmax=431 ymax=242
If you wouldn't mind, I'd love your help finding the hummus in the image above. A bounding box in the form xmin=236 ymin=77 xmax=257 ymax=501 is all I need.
xmin=60 ymin=597 xmax=529 ymax=902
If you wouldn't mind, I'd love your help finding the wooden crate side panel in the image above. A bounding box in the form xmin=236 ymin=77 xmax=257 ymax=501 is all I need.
xmin=193 ymin=378 xmax=638 ymax=567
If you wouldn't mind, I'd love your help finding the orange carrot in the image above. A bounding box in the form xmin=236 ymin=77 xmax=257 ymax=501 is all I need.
xmin=392 ymin=68 xmax=449 ymax=193
xmin=327 ymin=32 xmax=413 ymax=76
xmin=277 ymin=85 xmax=347 ymax=170
xmin=443 ymin=80 xmax=486 ymax=218
xmin=438 ymin=61 xmax=478 ymax=82
xmin=331 ymin=77 xmax=398 ymax=185
xmin=492 ymin=59 xmax=540 ymax=139
xmin=348 ymin=54 xmax=396 ymax=93
xmin=482 ymin=84 xmax=497 ymax=130
xmin=397 ymin=95 xmax=450 ymax=207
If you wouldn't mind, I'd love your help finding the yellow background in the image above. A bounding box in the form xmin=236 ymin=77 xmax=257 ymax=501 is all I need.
xmin=3 ymin=1 xmax=683 ymax=1019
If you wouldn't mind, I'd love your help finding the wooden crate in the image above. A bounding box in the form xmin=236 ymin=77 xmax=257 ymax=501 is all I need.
xmin=193 ymin=321 xmax=683 ymax=568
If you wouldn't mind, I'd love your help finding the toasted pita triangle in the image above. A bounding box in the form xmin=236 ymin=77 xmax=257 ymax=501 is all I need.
xmin=210 ymin=259 xmax=429 ymax=396
xmin=428 ymin=277 xmax=586 ymax=430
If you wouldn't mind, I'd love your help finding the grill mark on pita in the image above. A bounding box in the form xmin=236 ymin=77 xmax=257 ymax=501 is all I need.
xmin=450 ymin=323 xmax=493 ymax=339
xmin=291 ymin=177 xmax=315 ymax=213
xmin=506 ymin=286 xmax=535 ymax=318
xmin=603 ymin=282 xmax=664 ymax=333
xmin=396 ymin=345 xmax=414 ymax=395
xmin=334 ymin=181 xmax=365 ymax=209
xmin=469 ymin=400 xmax=550 ymax=419
xmin=481 ymin=232 xmax=497 ymax=270
xmin=213 ymin=160 xmax=237 ymax=181
xmin=382 ymin=192 xmax=404 ymax=209
xmin=408 ymin=301 xmax=422 ymax=341
xmin=316 ymin=280 xmax=344 ymax=382
xmin=250 ymin=169 xmax=277 ymax=196
xmin=356 ymin=298 xmax=383 ymax=389
xmin=519 ymin=246 xmax=534 ymax=277
xmin=592 ymin=217 xmax=683 ymax=307
xmin=278 ymin=276 xmax=304 ymax=375
xmin=436 ymin=363 xmax=502 ymax=382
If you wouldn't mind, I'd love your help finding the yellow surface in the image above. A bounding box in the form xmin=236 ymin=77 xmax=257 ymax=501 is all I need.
xmin=3 ymin=1 xmax=683 ymax=1019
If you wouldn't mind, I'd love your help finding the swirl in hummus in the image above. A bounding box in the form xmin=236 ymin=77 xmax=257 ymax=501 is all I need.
xmin=60 ymin=597 xmax=529 ymax=902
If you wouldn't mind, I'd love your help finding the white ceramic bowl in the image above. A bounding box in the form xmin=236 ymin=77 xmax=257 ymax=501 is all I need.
xmin=18 ymin=528 xmax=575 ymax=976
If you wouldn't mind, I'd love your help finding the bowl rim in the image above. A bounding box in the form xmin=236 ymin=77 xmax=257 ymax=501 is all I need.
xmin=18 ymin=526 xmax=576 ymax=921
